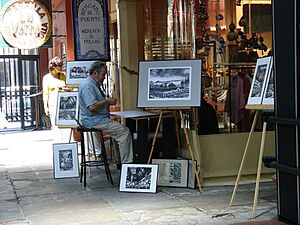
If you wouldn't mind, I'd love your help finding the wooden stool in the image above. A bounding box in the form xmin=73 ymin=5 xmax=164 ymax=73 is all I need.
xmin=76 ymin=126 xmax=114 ymax=187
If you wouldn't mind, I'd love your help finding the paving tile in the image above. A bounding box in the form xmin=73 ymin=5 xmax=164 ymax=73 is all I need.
xmin=0 ymin=130 xmax=284 ymax=225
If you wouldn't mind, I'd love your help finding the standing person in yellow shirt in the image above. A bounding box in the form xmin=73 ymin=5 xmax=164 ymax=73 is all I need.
xmin=42 ymin=56 xmax=67 ymax=130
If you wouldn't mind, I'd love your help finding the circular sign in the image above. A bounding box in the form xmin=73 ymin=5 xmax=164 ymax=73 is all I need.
xmin=0 ymin=0 xmax=52 ymax=49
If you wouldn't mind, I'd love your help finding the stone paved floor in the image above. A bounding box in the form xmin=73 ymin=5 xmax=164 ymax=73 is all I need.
xmin=0 ymin=129 xmax=280 ymax=225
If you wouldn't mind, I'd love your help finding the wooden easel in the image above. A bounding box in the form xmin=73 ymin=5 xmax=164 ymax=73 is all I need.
xmin=229 ymin=104 xmax=274 ymax=218
xmin=146 ymin=108 xmax=202 ymax=193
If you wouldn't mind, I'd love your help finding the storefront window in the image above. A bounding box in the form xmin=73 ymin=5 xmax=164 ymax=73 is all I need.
xmin=142 ymin=0 xmax=273 ymax=134
xmin=144 ymin=0 xmax=196 ymax=60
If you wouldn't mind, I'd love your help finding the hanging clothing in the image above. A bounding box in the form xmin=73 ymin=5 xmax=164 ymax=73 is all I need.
xmin=225 ymin=75 xmax=245 ymax=124
xmin=198 ymin=98 xmax=219 ymax=135
xmin=238 ymin=74 xmax=253 ymax=132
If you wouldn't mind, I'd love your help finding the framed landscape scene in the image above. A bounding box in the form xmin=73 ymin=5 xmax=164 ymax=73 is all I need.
xmin=53 ymin=142 xmax=79 ymax=179
xmin=152 ymin=159 xmax=188 ymax=187
xmin=119 ymin=164 xmax=158 ymax=193
xmin=138 ymin=60 xmax=202 ymax=108
xmin=66 ymin=61 xmax=96 ymax=85
xmin=247 ymin=56 xmax=273 ymax=105
xmin=55 ymin=92 xmax=79 ymax=127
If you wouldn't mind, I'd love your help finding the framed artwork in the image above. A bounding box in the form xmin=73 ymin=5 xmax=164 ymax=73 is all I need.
xmin=152 ymin=159 xmax=188 ymax=187
xmin=177 ymin=157 xmax=197 ymax=188
xmin=66 ymin=61 xmax=96 ymax=85
xmin=72 ymin=0 xmax=110 ymax=61
xmin=119 ymin=164 xmax=158 ymax=193
xmin=262 ymin=67 xmax=274 ymax=105
xmin=247 ymin=56 xmax=273 ymax=105
xmin=55 ymin=92 xmax=79 ymax=127
xmin=137 ymin=60 xmax=202 ymax=108
xmin=53 ymin=142 xmax=79 ymax=178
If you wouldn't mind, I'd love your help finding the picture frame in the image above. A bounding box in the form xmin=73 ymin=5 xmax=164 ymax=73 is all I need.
xmin=152 ymin=159 xmax=188 ymax=187
xmin=177 ymin=157 xmax=197 ymax=188
xmin=186 ymin=159 xmax=197 ymax=189
xmin=55 ymin=92 xmax=79 ymax=127
xmin=262 ymin=67 xmax=274 ymax=105
xmin=66 ymin=61 xmax=96 ymax=86
xmin=119 ymin=164 xmax=158 ymax=193
xmin=53 ymin=142 xmax=79 ymax=179
xmin=247 ymin=56 xmax=273 ymax=105
xmin=72 ymin=0 xmax=110 ymax=61
xmin=137 ymin=60 xmax=202 ymax=108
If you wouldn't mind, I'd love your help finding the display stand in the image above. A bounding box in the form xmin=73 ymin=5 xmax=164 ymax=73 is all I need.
xmin=229 ymin=104 xmax=274 ymax=218
xmin=146 ymin=108 xmax=202 ymax=193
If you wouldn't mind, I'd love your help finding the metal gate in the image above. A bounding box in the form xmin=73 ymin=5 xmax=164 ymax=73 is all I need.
xmin=0 ymin=48 xmax=40 ymax=130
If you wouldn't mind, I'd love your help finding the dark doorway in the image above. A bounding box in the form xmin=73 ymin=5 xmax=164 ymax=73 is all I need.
xmin=0 ymin=48 xmax=40 ymax=130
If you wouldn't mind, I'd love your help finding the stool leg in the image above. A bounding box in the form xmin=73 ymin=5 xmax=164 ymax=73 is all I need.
xmin=90 ymin=132 xmax=98 ymax=160
xmin=100 ymin=133 xmax=113 ymax=185
xmin=80 ymin=131 xmax=86 ymax=186
xmin=86 ymin=133 xmax=92 ymax=177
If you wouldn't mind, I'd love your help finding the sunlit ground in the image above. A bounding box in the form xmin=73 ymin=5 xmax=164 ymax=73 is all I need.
xmin=0 ymin=129 xmax=71 ymax=168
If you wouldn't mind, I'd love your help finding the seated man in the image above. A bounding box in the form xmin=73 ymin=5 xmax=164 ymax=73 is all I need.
xmin=78 ymin=61 xmax=133 ymax=164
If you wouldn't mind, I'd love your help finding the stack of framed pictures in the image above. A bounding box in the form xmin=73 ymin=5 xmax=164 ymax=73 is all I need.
xmin=247 ymin=56 xmax=274 ymax=106
xmin=152 ymin=159 xmax=191 ymax=188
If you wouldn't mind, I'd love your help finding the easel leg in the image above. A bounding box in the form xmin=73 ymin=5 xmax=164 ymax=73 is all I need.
xmin=252 ymin=121 xmax=267 ymax=218
xmin=69 ymin=128 xmax=73 ymax=143
xmin=179 ymin=110 xmax=202 ymax=192
xmin=174 ymin=111 xmax=181 ymax=155
xmin=230 ymin=110 xmax=259 ymax=206
xmin=147 ymin=112 xmax=163 ymax=164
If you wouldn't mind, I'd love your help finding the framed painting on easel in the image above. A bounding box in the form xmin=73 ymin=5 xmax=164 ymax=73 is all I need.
xmin=66 ymin=61 xmax=96 ymax=86
xmin=137 ymin=60 xmax=202 ymax=108
xmin=247 ymin=56 xmax=273 ymax=105
xmin=262 ymin=67 xmax=274 ymax=105
xmin=55 ymin=92 xmax=79 ymax=127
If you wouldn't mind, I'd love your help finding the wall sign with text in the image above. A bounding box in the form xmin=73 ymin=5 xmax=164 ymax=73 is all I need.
xmin=72 ymin=0 xmax=110 ymax=61
xmin=0 ymin=0 xmax=52 ymax=49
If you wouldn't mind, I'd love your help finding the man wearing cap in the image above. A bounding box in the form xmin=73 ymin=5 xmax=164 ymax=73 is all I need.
xmin=78 ymin=61 xmax=133 ymax=164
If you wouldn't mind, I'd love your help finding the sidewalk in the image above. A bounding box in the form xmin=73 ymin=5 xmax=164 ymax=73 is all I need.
xmin=0 ymin=129 xmax=278 ymax=225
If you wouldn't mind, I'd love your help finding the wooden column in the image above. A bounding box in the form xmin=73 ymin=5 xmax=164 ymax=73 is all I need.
xmin=117 ymin=0 xmax=144 ymax=110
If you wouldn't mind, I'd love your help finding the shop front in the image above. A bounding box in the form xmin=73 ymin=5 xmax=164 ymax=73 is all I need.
xmin=0 ymin=0 xmax=275 ymax=183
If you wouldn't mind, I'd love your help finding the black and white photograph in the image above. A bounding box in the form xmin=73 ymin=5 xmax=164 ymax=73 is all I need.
xmin=59 ymin=149 xmax=73 ymax=171
xmin=55 ymin=92 xmax=79 ymax=127
xmin=119 ymin=164 xmax=158 ymax=193
xmin=148 ymin=67 xmax=191 ymax=100
xmin=251 ymin=64 xmax=268 ymax=98
xmin=262 ymin=67 xmax=274 ymax=105
xmin=247 ymin=56 xmax=273 ymax=105
xmin=138 ymin=60 xmax=202 ymax=108
xmin=66 ymin=61 xmax=96 ymax=85
xmin=53 ymin=143 xmax=79 ymax=179
xmin=152 ymin=159 xmax=188 ymax=187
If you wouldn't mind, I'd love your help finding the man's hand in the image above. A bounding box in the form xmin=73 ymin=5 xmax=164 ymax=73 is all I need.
xmin=106 ymin=97 xmax=117 ymax=106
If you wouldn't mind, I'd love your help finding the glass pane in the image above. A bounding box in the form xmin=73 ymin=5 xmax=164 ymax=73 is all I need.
xmin=22 ymin=60 xmax=39 ymax=126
